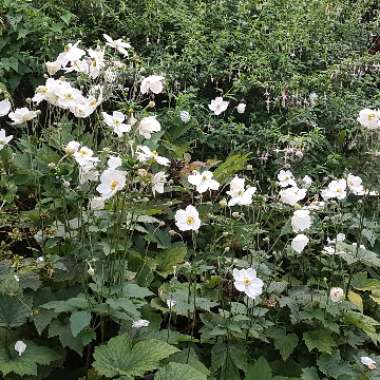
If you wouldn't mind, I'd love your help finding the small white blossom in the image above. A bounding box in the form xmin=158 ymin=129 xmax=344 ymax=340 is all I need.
xmin=138 ymin=116 xmax=161 ymax=139
xmin=347 ymin=173 xmax=364 ymax=195
xmin=103 ymin=34 xmax=131 ymax=56
xmin=0 ymin=99 xmax=11 ymax=117
xmin=175 ymin=205 xmax=201 ymax=231
xmin=227 ymin=176 xmax=256 ymax=206
xmin=321 ymin=179 xmax=346 ymax=201
xmin=357 ymin=109 xmax=380 ymax=130
xmin=291 ymin=209 xmax=312 ymax=233
xmin=8 ymin=107 xmax=37 ymax=124
xmin=14 ymin=341 xmax=27 ymax=357
xmin=152 ymin=171 xmax=168 ymax=195
xmin=208 ymin=96 xmax=229 ymax=115
xmin=291 ymin=234 xmax=309 ymax=253
xmin=140 ymin=75 xmax=165 ymax=95
xmin=232 ymin=268 xmax=264 ymax=299
xmin=188 ymin=170 xmax=220 ymax=193
xmin=179 ymin=111 xmax=191 ymax=123
xmin=107 ymin=156 xmax=122 ymax=170
xmin=102 ymin=111 xmax=131 ymax=137
xmin=278 ymin=170 xmax=297 ymax=188
xmin=302 ymin=175 xmax=312 ymax=188
xmin=0 ymin=129 xmax=13 ymax=150
xmin=73 ymin=146 xmax=98 ymax=167
xmin=329 ymin=287 xmax=344 ymax=303
xmin=136 ymin=146 xmax=170 ymax=166
xmin=167 ymin=299 xmax=176 ymax=309
xmin=279 ymin=186 xmax=307 ymax=206
xmin=45 ymin=60 xmax=61 ymax=76
xmin=236 ymin=103 xmax=246 ymax=114
xmin=132 ymin=319 xmax=150 ymax=328
xmin=361 ymin=356 xmax=377 ymax=370
xmin=96 ymin=169 xmax=127 ymax=199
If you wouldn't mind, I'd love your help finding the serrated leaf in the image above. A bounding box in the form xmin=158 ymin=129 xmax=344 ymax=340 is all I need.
xmin=268 ymin=328 xmax=298 ymax=361
xmin=0 ymin=341 xmax=60 ymax=377
xmin=301 ymin=367 xmax=320 ymax=380
xmin=156 ymin=244 xmax=187 ymax=278
xmin=303 ymin=329 xmax=336 ymax=354
xmin=93 ymin=334 xmax=178 ymax=378
xmin=347 ymin=291 xmax=363 ymax=312
xmin=70 ymin=310 xmax=92 ymax=337
xmin=155 ymin=362 xmax=207 ymax=380
xmin=213 ymin=153 xmax=249 ymax=183
xmin=245 ymin=357 xmax=272 ymax=380
xmin=48 ymin=319 xmax=84 ymax=355
xmin=0 ymin=296 xmax=30 ymax=328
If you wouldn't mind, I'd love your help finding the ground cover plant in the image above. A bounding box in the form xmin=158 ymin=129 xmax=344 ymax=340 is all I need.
xmin=1 ymin=1 xmax=380 ymax=379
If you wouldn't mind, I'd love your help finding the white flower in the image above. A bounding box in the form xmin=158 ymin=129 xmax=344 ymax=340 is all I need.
xmin=87 ymin=48 xmax=105 ymax=79
xmin=188 ymin=170 xmax=220 ymax=193
xmin=140 ymin=75 xmax=165 ymax=95
xmin=56 ymin=41 xmax=85 ymax=68
xmin=0 ymin=99 xmax=11 ymax=116
xmin=227 ymin=176 xmax=256 ymax=206
xmin=232 ymin=268 xmax=264 ymax=299
xmin=136 ymin=146 xmax=170 ymax=166
xmin=167 ymin=299 xmax=176 ymax=309
xmin=87 ymin=264 xmax=95 ymax=277
xmin=102 ymin=111 xmax=131 ymax=137
xmin=36 ymin=256 xmax=45 ymax=263
xmin=323 ymin=245 xmax=336 ymax=255
xmin=179 ymin=111 xmax=191 ymax=123
xmin=8 ymin=107 xmax=37 ymax=124
xmin=90 ymin=197 xmax=105 ymax=210
xmin=236 ymin=103 xmax=246 ymax=114
xmin=309 ymin=92 xmax=318 ymax=107
xmin=0 ymin=129 xmax=13 ymax=150
xmin=14 ymin=341 xmax=27 ymax=357
xmin=152 ymin=171 xmax=168 ymax=195
xmin=107 ymin=156 xmax=122 ymax=170
xmin=175 ymin=205 xmax=201 ymax=231
xmin=302 ymin=175 xmax=312 ymax=188
xmin=347 ymin=173 xmax=364 ymax=195
xmin=321 ymin=179 xmax=347 ymax=201
xmin=329 ymin=287 xmax=344 ymax=303
xmin=138 ymin=116 xmax=161 ymax=139
xmin=291 ymin=209 xmax=311 ymax=233
xmin=132 ymin=319 xmax=150 ymax=328
xmin=361 ymin=356 xmax=377 ymax=370
xmin=336 ymin=233 xmax=346 ymax=242
xmin=279 ymin=186 xmax=307 ymax=206
xmin=73 ymin=146 xmax=98 ymax=167
xmin=357 ymin=109 xmax=380 ymax=130
xmin=291 ymin=234 xmax=309 ymax=253
xmin=45 ymin=60 xmax=61 ymax=76
xmin=208 ymin=96 xmax=229 ymax=115
xmin=79 ymin=165 xmax=99 ymax=185
xmin=278 ymin=170 xmax=297 ymax=188
xmin=65 ymin=141 xmax=80 ymax=155
xmin=96 ymin=169 xmax=127 ymax=199
xmin=103 ymin=34 xmax=131 ymax=56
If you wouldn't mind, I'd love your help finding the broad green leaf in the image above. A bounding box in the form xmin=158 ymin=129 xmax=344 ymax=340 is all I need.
xmin=70 ymin=310 xmax=92 ymax=337
xmin=317 ymin=352 xmax=356 ymax=379
xmin=169 ymin=348 xmax=210 ymax=376
xmin=213 ymin=153 xmax=249 ymax=183
xmin=301 ymin=367 xmax=320 ymax=380
xmin=48 ymin=319 xmax=84 ymax=355
xmin=268 ymin=328 xmax=298 ymax=361
xmin=0 ymin=296 xmax=30 ymax=328
xmin=93 ymin=334 xmax=178 ymax=378
xmin=0 ymin=341 xmax=60 ymax=377
xmin=155 ymin=244 xmax=187 ymax=278
xmin=41 ymin=296 xmax=89 ymax=313
xmin=245 ymin=357 xmax=272 ymax=380
xmin=347 ymin=290 xmax=363 ymax=312
xmin=155 ymin=362 xmax=207 ymax=380
xmin=303 ymin=329 xmax=336 ymax=354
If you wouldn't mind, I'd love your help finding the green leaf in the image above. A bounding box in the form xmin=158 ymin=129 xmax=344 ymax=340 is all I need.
xmin=268 ymin=328 xmax=298 ymax=361
xmin=0 ymin=341 xmax=60 ymax=377
xmin=70 ymin=310 xmax=92 ymax=337
xmin=156 ymin=244 xmax=187 ymax=278
xmin=0 ymin=296 xmax=30 ymax=328
xmin=245 ymin=357 xmax=272 ymax=380
xmin=303 ymin=329 xmax=336 ymax=354
xmin=48 ymin=319 xmax=84 ymax=355
xmin=93 ymin=334 xmax=178 ymax=378
xmin=317 ymin=352 xmax=356 ymax=379
xmin=41 ymin=296 xmax=89 ymax=313
xmin=155 ymin=362 xmax=207 ymax=380
xmin=301 ymin=367 xmax=320 ymax=380
xmin=213 ymin=153 xmax=249 ymax=183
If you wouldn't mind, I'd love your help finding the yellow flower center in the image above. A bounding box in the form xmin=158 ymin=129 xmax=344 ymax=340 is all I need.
xmin=243 ymin=277 xmax=252 ymax=286
xmin=336 ymin=187 xmax=342 ymax=193
xmin=186 ymin=216 xmax=194 ymax=225
xmin=368 ymin=113 xmax=376 ymax=121
xmin=111 ymin=180 xmax=118 ymax=190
